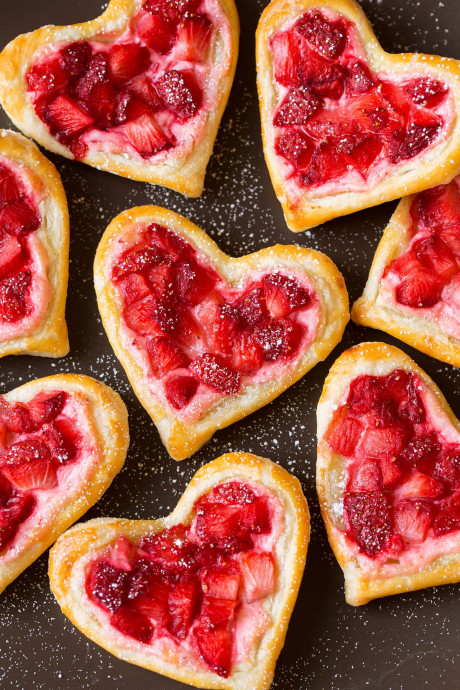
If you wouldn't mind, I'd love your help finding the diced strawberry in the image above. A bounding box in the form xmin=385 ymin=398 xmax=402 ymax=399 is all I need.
xmin=41 ymin=420 xmax=78 ymax=465
xmin=45 ymin=94 xmax=94 ymax=137
xmin=165 ymin=375 xmax=198 ymax=410
xmin=147 ymin=223 xmax=188 ymax=258
xmin=394 ymin=499 xmax=432 ymax=543
xmin=155 ymin=70 xmax=201 ymax=119
xmin=393 ymin=372 xmax=426 ymax=424
xmin=380 ymin=455 xmax=404 ymax=487
xmin=230 ymin=330 xmax=263 ymax=375
xmin=297 ymin=50 xmax=345 ymax=99
xmin=124 ymin=295 xmax=167 ymax=336
xmin=175 ymin=15 xmax=212 ymax=61
xmin=195 ymin=502 xmax=251 ymax=549
xmin=413 ymin=180 xmax=460 ymax=234
xmin=360 ymin=424 xmax=408 ymax=458
xmin=125 ymin=558 xmax=166 ymax=601
xmin=140 ymin=524 xmax=198 ymax=572
xmin=119 ymin=273 xmax=151 ymax=306
xmin=109 ymin=536 xmax=135 ymax=572
xmin=0 ymin=477 xmax=35 ymax=552
xmin=128 ymin=78 xmax=163 ymax=115
xmin=433 ymin=493 xmax=460 ymax=537
xmin=347 ymin=375 xmax=380 ymax=416
xmin=326 ymin=413 xmax=363 ymax=457
xmin=0 ymin=438 xmax=58 ymax=490
xmin=146 ymin=262 xmax=175 ymax=302
xmin=392 ymin=119 xmax=442 ymax=163
xmin=0 ymin=165 xmax=21 ymax=208
xmin=135 ymin=11 xmax=176 ymax=53
xmin=174 ymin=258 xmax=215 ymax=305
xmin=147 ymin=337 xmax=189 ymax=378
xmin=0 ymin=270 xmax=31 ymax=322
xmin=396 ymin=268 xmax=443 ymax=308
xmin=200 ymin=569 xmax=240 ymax=599
xmin=234 ymin=287 xmax=268 ymax=328
xmin=27 ymin=391 xmax=67 ymax=428
xmin=123 ymin=114 xmax=169 ymax=158
xmin=399 ymin=471 xmax=445 ymax=500
xmin=348 ymin=135 xmax=383 ymax=174
xmin=344 ymin=491 xmax=392 ymax=557
xmin=399 ymin=433 xmax=441 ymax=474
xmin=440 ymin=224 xmax=460 ymax=259
xmin=239 ymin=552 xmax=275 ymax=603
xmin=74 ymin=53 xmax=110 ymax=101
xmin=200 ymin=596 xmax=237 ymax=627
xmin=86 ymin=561 xmax=129 ymax=613
xmin=108 ymin=43 xmax=150 ymax=82
xmin=26 ymin=57 xmax=67 ymax=93
xmin=263 ymin=273 xmax=310 ymax=317
xmin=143 ymin=0 xmax=199 ymax=23
xmin=193 ymin=623 xmax=233 ymax=678
xmin=60 ymin=41 xmax=92 ymax=77
xmin=404 ymin=77 xmax=448 ymax=108
xmin=350 ymin=459 xmax=382 ymax=492
xmin=132 ymin=582 xmax=170 ymax=626
xmin=205 ymin=303 xmax=239 ymax=354
xmin=434 ymin=450 xmax=460 ymax=487
xmin=112 ymin=606 xmax=154 ymax=643
xmin=345 ymin=61 xmax=374 ymax=95
xmin=295 ymin=10 xmax=347 ymax=59
xmin=0 ymin=235 xmax=25 ymax=280
xmin=239 ymin=497 xmax=271 ymax=535
xmin=413 ymin=235 xmax=458 ymax=282
xmin=0 ymin=399 xmax=33 ymax=434
xmin=167 ymin=577 xmax=201 ymax=639
xmin=190 ymin=354 xmax=240 ymax=394
xmin=84 ymin=82 xmax=118 ymax=126
xmin=113 ymin=245 xmax=162 ymax=281
xmin=253 ymin=318 xmax=303 ymax=361
xmin=276 ymin=129 xmax=314 ymax=167
xmin=0 ymin=199 xmax=41 ymax=236
xmin=274 ymin=86 xmax=322 ymax=126
xmin=270 ymin=32 xmax=302 ymax=86
xmin=301 ymin=141 xmax=348 ymax=187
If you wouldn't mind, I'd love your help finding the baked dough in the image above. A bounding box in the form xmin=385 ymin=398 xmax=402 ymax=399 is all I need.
xmin=0 ymin=374 xmax=129 ymax=594
xmin=0 ymin=129 xmax=69 ymax=357
xmin=49 ymin=451 xmax=310 ymax=690
xmin=0 ymin=0 xmax=239 ymax=198
xmin=94 ymin=205 xmax=350 ymax=460
xmin=316 ymin=341 xmax=460 ymax=606
xmin=256 ymin=0 xmax=460 ymax=232
xmin=352 ymin=184 xmax=460 ymax=368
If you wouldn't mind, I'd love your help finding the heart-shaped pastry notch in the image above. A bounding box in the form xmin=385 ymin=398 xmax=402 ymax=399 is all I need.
xmin=49 ymin=452 xmax=309 ymax=689
xmin=256 ymin=0 xmax=460 ymax=232
xmin=0 ymin=374 xmax=128 ymax=594
xmin=94 ymin=205 xmax=349 ymax=460
xmin=317 ymin=342 xmax=460 ymax=606
xmin=0 ymin=129 xmax=69 ymax=357
xmin=353 ymin=174 xmax=460 ymax=368
xmin=0 ymin=0 xmax=239 ymax=198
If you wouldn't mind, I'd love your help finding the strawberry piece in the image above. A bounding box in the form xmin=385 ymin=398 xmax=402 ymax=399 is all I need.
xmin=112 ymin=607 xmax=154 ymax=643
xmin=190 ymin=354 xmax=240 ymax=394
xmin=230 ymin=331 xmax=263 ymax=375
xmin=301 ymin=141 xmax=348 ymax=187
xmin=351 ymin=459 xmax=382 ymax=492
xmin=326 ymin=414 xmax=363 ymax=457
xmin=26 ymin=57 xmax=67 ymax=93
xmin=404 ymin=77 xmax=448 ymax=108
xmin=413 ymin=235 xmax=457 ymax=282
xmin=145 ymin=263 xmax=175 ymax=302
xmin=123 ymin=114 xmax=169 ymax=158
xmin=396 ymin=268 xmax=443 ymax=308
xmin=392 ymin=119 xmax=442 ymax=163
xmin=360 ymin=424 xmax=408 ymax=459
xmin=276 ymin=129 xmax=314 ymax=167
xmin=295 ymin=10 xmax=347 ymax=59
xmin=125 ymin=294 xmax=178 ymax=336
xmin=0 ymin=270 xmax=31 ymax=322
xmin=0 ymin=235 xmax=25 ymax=280
xmin=27 ymin=391 xmax=67 ymax=428
xmin=109 ymin=536 xmax=135 ymax=572
xmin=45 ymin=94 xmax=94 ymax=137
xmin=205 ymin=304 xmax=239 ymax=354
xmin=434 ymin=451 xmax=460 ymax=487
xmin=380 ymin=455 xmax=404 ymax=487
xmin=0 ymin=475 xmax=35 ymax=552
xmin=345 ymin=61 xmax=374 ymax=94
xmin=131 ymin=580 xmax=170 ymax=626
xmin=344 ymin=491 xmax=392 ymax=557
xmin=200 ymin=597 xmax=237 ymax=627
xmin=140 ymin=524 xmax=198 ymax=572
xmin=167 ymin=577 xmax=201 ymax=639
xmin=147 ymin=337 xmax=189 ymax=378
xmin=108 ymin=43 xmax=150 ymax=82
xmin=175 ymin=15 xmax=213 ymax=61
xmin=0 ymin=438 xmax=58 ymax=491
xmin=239 ymin=552 xmax=275 ymax=603
xmin=155 ymin=70 xmax=201 ymax=119
xmin=147 ymin=223 xmax=188 ymax=258
xmin=135 ymin=12 xmax=176 ymax=53
xmin=174 ymin=258 xmax=215 ymax=305
xmin=0 ymin=165 xmax=21 ymax=208
xmin=143 ymin=0 xmax=199 ymax=23
xmin=297 ymin=50 xmax=345 ymax=99
xmin=113 ymin=245 xmax=162 ymax=281
xmin=399 ymin=433 xmax=441 ymax=474
xmin=119 ymin=273 xmax=151 ymax=306
xmin=413 ymin=181 xmax=460 ymax=235
xmin=200 ymin=569 xmax=240 ymax=599
xmin=60 ymin=41 xmax=92 ymax=77
xmin=41 ymin=420 xmax=79 ymax=465
xmin=234 ymin=287 xmax=268 ymax=328
xmin=239 ymin=497 xmax=271 ymax=535
xmin=74 ymin=53 xmax=110 ymax=101
xmin=253 ymin=318 xmax=303 ymax=362
xmin=433 ymin=493 xmax=460 ymax=537
xmin=263 ymin=273 xmax=310 ymax=317
xmin=391 ymin=372 xmax=426 ymax=424
xmin=347 ymin=375 xmax=380 ymax=416
xmin=165 ymin=375 xmax=198 ymax=410
xmin=274 ymin=86 xmax=322 ymax=126
xmin=194 ymin=624 xmax=233 ymax=678
xmin=0 ymin=199 xmax=41 ymax=236
xmin=399 ymin=471 xmax=445 ymax=500
xmin=348 ymin=136 xmax=383 ymax=174
xmin=195 ymin=502 xmax=252 ymax=550
xmin=270 ymin=32 xmax=302 ymax=87
xmin=0 ymin=399 xmax=33 ymax=434
xmin=394 ymin=500 xmax=433 ymax=543
xmin=125 ymin=558 xmax=166 ymax=600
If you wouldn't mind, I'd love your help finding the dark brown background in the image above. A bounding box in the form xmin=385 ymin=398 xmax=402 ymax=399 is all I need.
xmin=0 ymin=1 xmax=459 ymax=688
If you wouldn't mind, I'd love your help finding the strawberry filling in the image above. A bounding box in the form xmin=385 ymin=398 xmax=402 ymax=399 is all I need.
xmin=270 ymin=9 xmax=452 ymax=194
xmin=85 ymin=480 xmax=280 ymax=677
xmin=380 ymin=176 xmax=460 ymax=339
xmin=110 ymin=223 xmax=319 ymax=421
xmin=326 ymin=370 xmax=460 ymax=564
xmin=0 ymin=161 xmax=47 ymax=336
xmin=0 ymin=390 xmax=88 ymax=556
xmin=25 ymin=0 xmax=230 ymax=162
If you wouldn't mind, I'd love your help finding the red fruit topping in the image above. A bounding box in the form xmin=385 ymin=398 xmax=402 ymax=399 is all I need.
xmin=212 ymin=481 xmax=257 ymax=505
xmin=433 ymin=493 xmax=460 ymax=536
xmin=147 ymin=337 xmax=189 ymax=378
xmin=155 ymin=70 xmax=201 ymax=119
xmin=190 ymin=354 xmax=240 ymax=394
xmin=200 ymin=596 xmax=237 ymax=628
xmin=276 ymin=130 xmax=313 ymax=168
xmin=140 ymin=524 xmax=198 ymax=572
xmin=113 ymin=245 xmax=162 ymax=281
xmin=399 ymin=433 xmax=441 ymax=473
xmin=0 ymin=199 xmax=40 ymax=236
xmin=113 ymin=607 xmax=154 ymax=644
xmin=233 ymin=287 xmax=268 ymax=329
xmin=394 ymin=500 xmax=433 ymax=543
xmin=123 ymin=114 xmax=169 ymax=158
xmin=135 ymin=12 xmax=176 ymax=53
xmin=396 ymin=268 xmax=443 ymax=308
xmin=360 ymin=424 xmax=408 ymax=458
xmin=0 ymin=165 xmax=21 ymax=208
xmin=0 ymin=439 xmax=58 ymax=491
xmin=295 ymin=11 xmax=346 ymax=59
xmin=405 ymin=78 xmax=448 ymax=108
xmin=124 ymin=294 xmax=178 ymax=336
xmin=165 ymin=375 xmax=198 ymax=409
xmin=239 ymin=552 xmax=275 ymax=603
xmin=344 ymin=491 xmax=392 ymax=557
xmin=297 ymin=51 xmax=345 ymax=99
xmin=413 ymin=235 xmax=457 ymax=281
xmin=41 ymin=419 xmax=79 ymax=465
xmin=327 ymin=414 xmax=363 ymax=458
xmin=26 ymin=58 xmax=67 ymax=92
xmin=87 ymin=562 xmax=128 ymax=614
xmin=200 ymin=569 xmax=240 ymax=599
xmin=301 ymin=141 xmax=348 ymax=187
xmin=230 ymin=331 xmax=264 ymax=375
xmin=264 ymin=273 xmax=310 ymax=317
xmin=434 ymin=451 xmax=460 ymax=487
xmin=275 ymin=86 xmax=322 ymax=126
xmin=143 ymin=0 xmax=199 ymax=24
xmin=60 ymin=41 xmax=92 ymax=77
xmin=108 ymin=43 xmax=150 ymax=82
xmin=270 ymin=32 xmax=302 ymax=86
xmin=45 ymin=94 xmax=94 ymax=138
xmin=351 ymin=459 xmax=382 ymax=492
xmin=253 ymin=319 xmax=303 ymax=361
xmin=392 ymin=120 xmax=442 ymax=163
xmin=27 ymin=391 xmax=67 ymax=428
xmin=0 ymin=271 xmax=31 ymax=322
xmin=399 ymin=471 xmax=444 ymax=500
xmin=119 ymin=273 xmax=151 ymax=306
xmin=194 ymin=624 xmax=233 ymax=678
xmin=174 ymin=259 xmax=215 ymax=305
xmin=346 ymin=61 xmax=374 ymax=94
xmin=0 ymin=235 xmax=24 ymax=280
xmin=167 ymin=577 xmax=201 ymax=639
xmin=205 ymin=304 xmax=239 ymax=354
xmin=380 ymin=456 xmax=404 ymax=488
xmin=175 ymin=16 xmax=213 ymax=62
xmin=0 ymin=474 xmax=35 ymax=552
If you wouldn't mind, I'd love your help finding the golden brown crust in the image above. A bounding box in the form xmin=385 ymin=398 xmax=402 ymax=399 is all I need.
xmin=352 ymin=194 xmax=460 ymax=368
xmin=0 ymin=129 xmax=69 ymax=357
xmin=94 ymin=205 xmax=350 ymax=460
xmin=49 ymin=452 xmax=310 ymax=690
xmin=256 ymin=0 xmax=460 ymax=231
xmin=0 ymin=374 xmax=129 ymax=594
xmin=316 ymin=342 xmax=460 ymax=605
xmin=0 ymin=0 xmax=239 ymax=198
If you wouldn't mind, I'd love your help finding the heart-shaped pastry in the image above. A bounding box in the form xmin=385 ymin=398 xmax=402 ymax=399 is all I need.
xmin=0 ymin=374 xmax=128 ymax=594
xmin=317 ymin=342 xmax=460 ymax=606
xmin=353 ymin=174 xmax=460 ymax=368
xmin=49 ymin=452 xmax=309 ymax=688
xmin=256 ymin=0 xmax=460 ymax=231
xmin=0 ymin=129 xmax=69 ymax=357
xmin=94 ymin=205 xmax=349 ymax=460
xmin=0 ymin=0 xmax=239 ymax=198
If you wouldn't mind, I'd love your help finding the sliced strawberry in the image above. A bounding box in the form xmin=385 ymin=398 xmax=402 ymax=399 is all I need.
xmin=345 ymin=61 xmax=374 ymax=95
xmin=123 ymin=114 xmax=169 ymax=158
xmin=399 ymin=433 xmax=441 ymax=474
xmin=174 ymin=258 xmax=215 ymax=305
xmin=128 ymin=78 xmax=163 ymax=115
xmin=140 ymin=524 xmax=198 ymax=572
xmin=434 ymin=450 xmax=460 ymax=488
xmin=86 ymin=561 xmax=129 ymax=614
xmin=112 ymin=606 xmax=154 ymax=643
xmin=276 ymin=129 xmax=314 ymax=167
xmin=132 ymin=580 xmax=170 ymax=626
xmin=404 ymin=77 xmax=448 ymax=108
xmin=239 ymin=497 xmax=271 ymax=535
xmin=234 ymin=287 xmax=268 ymax=328
xmin=253 ymin=318 xmax=303 ymax=362
xmin=45 ymin=94 xmax=94 ymax=137
xmin=147 ymin=223 xmax=188 ymax=258
xmin=0 ymin=165 xmax=21 ymax=208
xmin=146 ymin=262 xmax=176 ymax=302
xmin=274 ymin=86 xmax=322 ymax=126
xmin=167 ymin=577 xmax=201 ymax=639
xmin=200 ymin=569 xmax=240 ymax=600
xmin=239 ymin=552 xmax=275 ymax=603
xmin=126 ymin=294 xmax=179 ymax=336
xmin=350 ymin=459 xmax=382 ymax=492
xmin=194 ymin=623 xmax=233 ymax=678
xmin=360 ymin=424 xmax=408 ymax=458
xmin=433 ymin=493 xmax=460 ymax=537
xmin=26 ymin=57 xmax=67 ymax=93
xmin=195 ymin=502 xmax=251 ymax=550
xmin=301 ymin=141 xmax=348 ymax=187
xmin=109 ymin=536 xmax=135 ymax=572
xmin=135 ymin=11 xmax=176 ymax=53
xmin=270 ymin=31 xmax=302 ymax=87
xmin=0 ymin=235 xmax=25 ymax=280
xmin=74 ymin=53 xmax=110 ymax=101
xmin=41 ymin=420 xmax=78 ymax=465
xmin=86 ymin=82 xmax=118 ymax=126
xmin=295 ymin=10 xmax=347 ymax=59
xmin=263 ymin=273 xmax=310 ymax=317
xmin=0 ymin=399 xmax=33 ymax=434
xmin=175 ymin=15 xmax=213 ymax=61
xmin=399 ymin=471 xmax=445 ymax=500
xmin=348 ymin=135 xmax=383 ymax=175
xmin=0 ymin=270 xmax=31 ymax=322
xmin=60 ymin=41 xmax=92 ymax=77
xmin=27 ymin=391 xmax=67 ymax=428
xmin=113 ymin=245 xmax=162 ymax=281
xmin=413 ymin=235 xmax=458 ymax=282
xmin=0 ymin=438 xmax=58 ymax=490
xmin=205 ymin=303 xmax=239 ymax=354
xmin=396 ymin=268 xmax=443 ymax=308
xmin=108 ymin=43 xmax=150 ymax=82
xmin=155 ymin=70 xmax=201 ymax=119
xmin=326 ymin=413 xmax=363 ymax=457
xmin=0 ymin=477 xmax=35 ymax=552
xmin=143 ymin=0 xmax=199 ymax=23
xmin=394 ymin=499 xmax=433 ymax=543
xmin=392 ymin=119 xmax=442 ymax=163
xmin=165 ymin=375 xmax=198 ymax=410
xmin=0 ymin=199 xmax=41 ymax=236
xmin=297 ymin=50 xmax=345 ymax=99
xmin=380 ymin=455 xmax=404 ymax=487
xmin=119 ymin=273 xmax=151 ymax=306
xmin=147 ymin=337 xmax=189 ymax=378
xmin=200 ymin=596 xmax=237 ymax=628
xmin=230 ymin=330 xmax=264 ymax=375
xmin=211 ymin=481 xmax=257 ymax=505
xmin=344 ymin=491 xmax=392 ymax=557
xmin=190 ymin=353 xmax=240 ymax=395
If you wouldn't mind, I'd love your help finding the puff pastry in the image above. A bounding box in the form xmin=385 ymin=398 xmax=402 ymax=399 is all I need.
xmin=0 ymin=0 xmax=239 ymax=198
xmin=94 ymin=205 xmax=349 ymax=460
xmin=353 ymin=174 xmax=460 ymax=368
xmin=49 ymin=452 xmax=309 ymax=689
xmin=256 ymin=0 xmax=460 ymax=232
xmin=0 ymin=374 xmax=129 ymax=594
xmin=317 ymin=341 xmax=460 ymax=605
xmin=0 ymin=129 xmax=69 ymax=357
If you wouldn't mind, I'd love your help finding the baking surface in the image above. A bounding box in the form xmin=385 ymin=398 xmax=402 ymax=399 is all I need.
xmin=0 ymin=0 xmax=459 ymax=688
